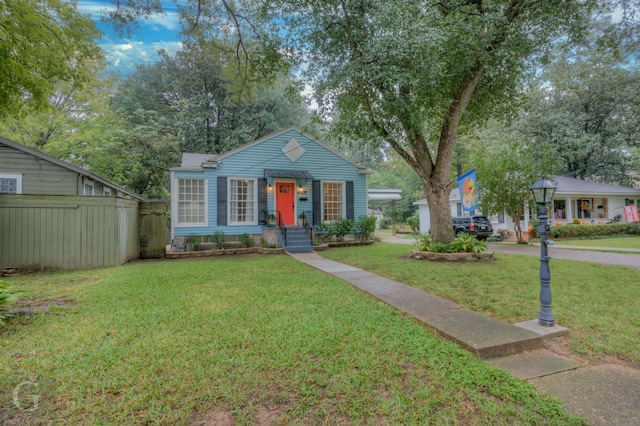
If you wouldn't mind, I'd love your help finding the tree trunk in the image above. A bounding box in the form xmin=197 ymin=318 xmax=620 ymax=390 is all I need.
xmin=424 ymin=179 xmax=454 ymax=244
xmin=511 ymin=214 xmax=524 ymax=243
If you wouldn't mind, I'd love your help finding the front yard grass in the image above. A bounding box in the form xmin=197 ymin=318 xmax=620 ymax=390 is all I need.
xmin=553 ymin=236 xmax=640 ymax=249
xmin=0 ymin=256 xmax=586 ymax=425
xmin=320 ymin=244 xmax=640 ymax=365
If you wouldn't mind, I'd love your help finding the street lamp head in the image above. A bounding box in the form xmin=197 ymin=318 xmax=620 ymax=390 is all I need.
xmin=530 ymin=178 xmax=557 ymax=205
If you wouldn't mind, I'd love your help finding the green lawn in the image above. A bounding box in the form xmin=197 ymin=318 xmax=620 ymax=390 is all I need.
xmin=321 ymin=244 xmax=640 ymax=364
xmin=553 ymin=236 xmax=640 ymax=249
xmin=1 ymin=256 xmax=586 ymax=425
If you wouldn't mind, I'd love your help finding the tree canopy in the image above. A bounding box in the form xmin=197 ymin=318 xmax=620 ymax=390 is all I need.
xmin=471 ymin=123 xmax=555 ymax=242
xmin=0 ymin=0 xmax=103 ymax=116
xmin=518 ymin=22 xmax=640 ymax=186
xmin=106 ymin=39 xmax=310 ymax=195
xmin=266 ymin=0 xmax=613 ymax=242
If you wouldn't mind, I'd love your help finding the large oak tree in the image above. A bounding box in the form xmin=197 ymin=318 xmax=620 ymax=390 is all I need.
xmin=271 ymin=0 xmax=621 ymax=243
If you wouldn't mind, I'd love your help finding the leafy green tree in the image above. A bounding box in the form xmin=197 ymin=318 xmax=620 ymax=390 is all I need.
xmin=519 ymin=23 xmax=640 ymax=186
xmin=473 ymin=124 xmax=555 ymax=242
xmin=368 ymin=157 xmax=423 ymax=222
xmin=109 ymin=39 xmax=311 ymax=195
xmin=0 ymin=0 xmax=102 ymax=116
xmin=0 ymin=60 xmax=115 ymax=147
xmin=269 ymin=0 xmax=610 ymax=243
xmin=114 ymin=40 xmax=309 ymax=156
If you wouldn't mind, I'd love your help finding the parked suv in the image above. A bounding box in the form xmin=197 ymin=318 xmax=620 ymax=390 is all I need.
xmin=452 ymin=216 xmax=493 ymax=240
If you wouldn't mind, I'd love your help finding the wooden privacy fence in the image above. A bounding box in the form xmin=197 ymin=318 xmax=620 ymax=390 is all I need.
xmin=0 ymin=195 xmax=140 ymax=271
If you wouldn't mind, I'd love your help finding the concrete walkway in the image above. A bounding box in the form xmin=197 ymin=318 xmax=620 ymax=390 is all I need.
xmin=288 ymin=240 xmax=640 ymax=425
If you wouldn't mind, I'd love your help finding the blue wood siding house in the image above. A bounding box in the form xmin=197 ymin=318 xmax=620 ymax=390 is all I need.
xmin=170 ymin=127 xmax=371 ymax=250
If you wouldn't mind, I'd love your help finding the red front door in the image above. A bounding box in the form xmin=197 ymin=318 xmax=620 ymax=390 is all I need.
xmin=276 ymin=182 xmax=295 ymax=225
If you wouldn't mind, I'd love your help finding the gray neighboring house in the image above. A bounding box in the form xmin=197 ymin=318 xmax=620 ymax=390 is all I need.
xmin=413 ymin=175 xmax=640 ymax=235
xmin=0 ymin=136 xmax=154 ymax=271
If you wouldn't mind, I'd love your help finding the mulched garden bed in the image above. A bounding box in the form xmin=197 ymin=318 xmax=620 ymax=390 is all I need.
xmin=410 ymin=249 xmax=494 ymax=262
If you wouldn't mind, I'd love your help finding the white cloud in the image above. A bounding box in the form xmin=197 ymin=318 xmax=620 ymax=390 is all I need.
xmin=100 ymin=38 xmax=183 ymax=75
xmin=144 ymin=13 xmax=181 ymax=32
xmin=76 ymin=1 xmax=183 ymax=75
xmin=75 ymin=0 xmax=114 ymax=16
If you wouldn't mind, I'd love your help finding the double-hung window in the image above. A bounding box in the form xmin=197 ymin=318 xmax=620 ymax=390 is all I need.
xmin=322 ymin=181 xmax=344 ymax=221
xmin=83 ymin=180 xmax=94 ymax=196
xmin=0 ymin=174 xmax=22 ymax=194
xmin=229 ymin=178 xmax=256 ymax=225
xmin=177 ymin=178 xmax=207 ymax=226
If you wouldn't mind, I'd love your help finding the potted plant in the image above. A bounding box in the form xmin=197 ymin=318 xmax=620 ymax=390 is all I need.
xmin=497 ymin=229 xmax=508 ymax=240
xmin=298 ymin=212 xmax=307 ymax=226
xmin=268 ymin=214 xmax=276 ymax=227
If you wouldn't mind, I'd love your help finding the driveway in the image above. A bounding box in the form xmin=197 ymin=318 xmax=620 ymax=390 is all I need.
xmin=489 ymin=243 xmax=640 ymax=269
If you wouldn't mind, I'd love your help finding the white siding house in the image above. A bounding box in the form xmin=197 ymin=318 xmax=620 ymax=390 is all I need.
xmin=413 ymin=176 xmax=640 ymax=235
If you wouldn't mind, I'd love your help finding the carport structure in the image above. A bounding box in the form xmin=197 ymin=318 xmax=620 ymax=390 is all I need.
xmin=367 ymin=188 xmax=402 ymax=235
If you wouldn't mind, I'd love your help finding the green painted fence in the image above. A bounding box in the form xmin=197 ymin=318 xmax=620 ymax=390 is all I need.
xmin=0 ymin=195 xmax=140 ymax=271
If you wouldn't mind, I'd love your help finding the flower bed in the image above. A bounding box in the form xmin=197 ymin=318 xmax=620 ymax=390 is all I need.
xmin=410 ymin=249 xmax=494 ymax=262
xmin=166 ymin=246 xmax=282 ymax=259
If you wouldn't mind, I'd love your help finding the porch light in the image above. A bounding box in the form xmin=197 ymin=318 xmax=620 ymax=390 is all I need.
xmin=530 ymin=178 xmax=557 ymax=205
xmin=298 ymin=184 xmax=307 ymax=194
xmin=267 ymin=183 xmax=273 ymax=192
xmin=529 ymin=178 xmax=558 ymax=327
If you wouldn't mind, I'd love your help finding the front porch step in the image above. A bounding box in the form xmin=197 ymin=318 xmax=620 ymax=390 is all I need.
xmin=280 ymin=226 xmax=314 ymax=253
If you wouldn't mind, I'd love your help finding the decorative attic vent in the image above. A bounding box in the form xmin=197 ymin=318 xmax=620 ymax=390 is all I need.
xmin=282 ymin=138 xmax=305 ymax=162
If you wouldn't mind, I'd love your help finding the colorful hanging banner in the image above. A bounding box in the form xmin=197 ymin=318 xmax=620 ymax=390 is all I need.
xmin=458 ymin=169 xmax=478 ymax=212
xmin=623 ymin=205 xmax=639 ymax=222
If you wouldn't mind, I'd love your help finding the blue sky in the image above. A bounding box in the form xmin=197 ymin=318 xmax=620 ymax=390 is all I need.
xmin=77 ymin=1 xmax=183 ymax=75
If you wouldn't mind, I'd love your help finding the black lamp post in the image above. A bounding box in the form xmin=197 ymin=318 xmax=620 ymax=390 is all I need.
xmin=530 ymin=178 xmax=558 ymax=327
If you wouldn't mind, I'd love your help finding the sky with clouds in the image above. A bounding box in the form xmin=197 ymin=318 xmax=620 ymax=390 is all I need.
xmin=77 ymin=1 xmax=183 ymax=75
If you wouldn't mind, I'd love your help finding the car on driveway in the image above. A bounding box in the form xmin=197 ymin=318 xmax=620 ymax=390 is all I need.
xmin=452 ymin=216 xmax=493 ymax=240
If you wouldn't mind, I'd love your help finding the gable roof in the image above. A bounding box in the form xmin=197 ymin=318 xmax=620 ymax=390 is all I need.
xmin=551 ymin=175 xmax=640 ymax=195
xmin=0 ymin=136 xmax=145 ymax=201
xmin=182 ymin=153 xmax=215 ymax=168
xmin=178 ymin=126 xmax=372 ymax=174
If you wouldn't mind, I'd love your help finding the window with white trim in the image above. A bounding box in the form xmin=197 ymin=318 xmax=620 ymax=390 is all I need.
xmin=229 ymin=178 xmax=256 ymax=224
xmin=103 ymin=187 xmax=112 ymax=196
xmin=177 ymin=178 xmax=207 ymax=226
xmin=83 ymin=180 xmax=94 ymax=196
xmin=322 ymin=181 xmax=344 ymax=221
xmin=0 ymin=173 xmax=22 ymax=194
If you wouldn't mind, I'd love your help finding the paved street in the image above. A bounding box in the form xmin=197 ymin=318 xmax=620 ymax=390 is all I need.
xmin=488 ymin=243 xmax=640 ymax=269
